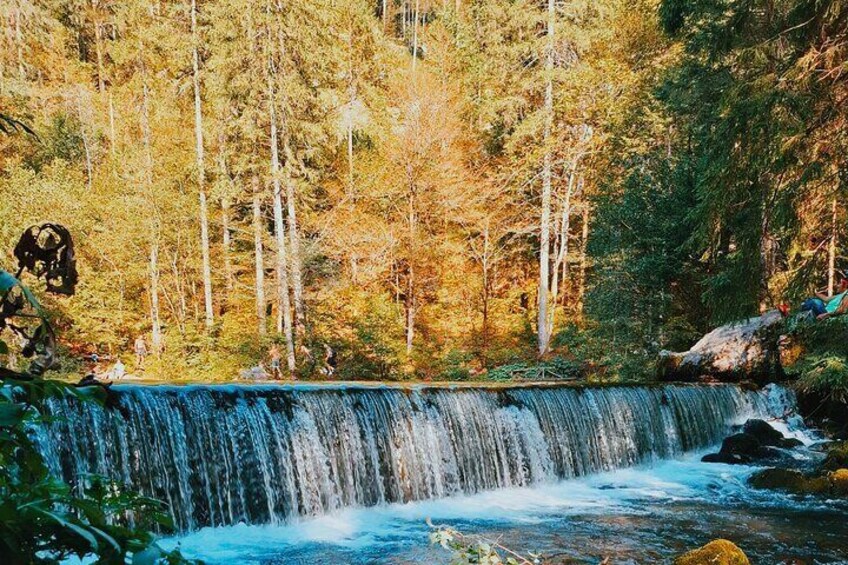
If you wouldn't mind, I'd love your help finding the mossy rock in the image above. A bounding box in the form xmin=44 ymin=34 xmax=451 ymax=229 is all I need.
xmin=822 ymin=442 xmax=848 ymax=472
xmin=674 ymin=539 xmax=750 ymax=565
xmin=829 ymin=469 xmax=848 ymax=496
xmin=748 ymin=468 xmax=831 ymax=495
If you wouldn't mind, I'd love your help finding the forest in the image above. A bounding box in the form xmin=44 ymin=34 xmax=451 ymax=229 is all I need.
xmin=0 ymin=0 xmax=845 ymax=383
xmin=3 ymin=1 xmax=848 ymax=564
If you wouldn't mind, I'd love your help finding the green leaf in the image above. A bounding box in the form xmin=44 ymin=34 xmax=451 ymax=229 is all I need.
xmin=0 ymin=339 xmax=8 ymax=355
xmin=0 ymin=403 xmax=25 ymax=427
xmin=33 ymin=507 xmax=99 ymax=552
xmin=89 ymin=525 xmax=121 ymax=553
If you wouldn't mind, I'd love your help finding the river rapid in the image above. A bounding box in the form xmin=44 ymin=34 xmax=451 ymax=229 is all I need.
xmin=161 ymin=452 xmax=848 ymax=564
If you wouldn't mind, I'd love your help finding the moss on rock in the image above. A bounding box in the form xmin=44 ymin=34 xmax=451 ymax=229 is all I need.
xmin=674 ymin=539 xmax=750 ymax=565
xmin=829 ymin=469 xmax=848 ymax=495
xmin=748 ymin=468 xmax=830 ymax=494
xmin=749 ymin=467 xmax=848 ymax=497
xmin=822 ymin=442 xmax=848 ymax=472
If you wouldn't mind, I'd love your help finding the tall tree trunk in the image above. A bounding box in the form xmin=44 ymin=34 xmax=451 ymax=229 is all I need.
xmin=140 ymin=65 xmax=161 ymax=353
xmin=577 ymin=203 xmax=590 ymax=317
xmin=405 ymin=170 xmax=416 ymax=355
xmin=827 ymin=197 xmax=838 ymax=295
xmin=75 ymin=89 xmax=93 ymax=191
xmin=191 ymin=0 xmax=214 ymax=330
xmin=411 ymin=0 xmax=420 ymax=75
xmin=548 ymin=163 xmax=577 ymax=337
xmin=537 ymin=0 xmax=555 ymax=356
xmin=221 ymin=197 xmax=233 ymax=294
xmin=406 ymin=264 xmax=415 ymax=355
xmin=345 ymin=24 xmax=355 ymax=197
xmin=283 ymin=142 xmax=306 ymax=335
xmin=108 ymin=92 xmax=116 ymax=158
xmin=93 ymin=14 xmax=105 ymax=93
xmin=149 ymin=240 xmax=162 ymax=353
xmin=217 ymin=140 xmax=234 ymax=296
xmin=480 ymin=220 xmax=491 ymax=364
xmin=268 ymin=57 xmax=296 ymax=374
xmin=15 ymin=7 xmax=25 ymax=79
xmin=759 ymin=202 xmax=774 ymax=311
xmin=272 ymin=23 xmax=306 ymax=336
xmin=252 ymin=176 xmax=267 ymax=336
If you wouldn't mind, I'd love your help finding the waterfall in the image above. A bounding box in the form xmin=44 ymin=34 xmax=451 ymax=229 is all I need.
xmin=38 ymin=383 xmax=767 ymax=532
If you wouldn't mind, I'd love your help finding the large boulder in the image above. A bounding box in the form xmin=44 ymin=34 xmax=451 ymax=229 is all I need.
xmin=742 ymin=419 xmax=803 ymax=448
xmin=673 ymin=539 xmax=750 ymax=565
xmin=748 ymin=468 xmax=830 ymax=494
xmin=822 ymin=442 xmax=848 ymax=471
xmin=702 ymin=419 xmax=802 ymax=465
xmin=829 ymin=469 xmax=848 ymax=495
xmin=749 ymin=467 xmax=848 ymax=497
xmin=658 ymin=310 xmax=784 ymax=383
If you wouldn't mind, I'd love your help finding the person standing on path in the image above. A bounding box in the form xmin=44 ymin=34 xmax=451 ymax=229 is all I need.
xmin=268 ymin=343 xmax=282 ymax=380
xmin=134 ymin=335 xmax=148 ymax=371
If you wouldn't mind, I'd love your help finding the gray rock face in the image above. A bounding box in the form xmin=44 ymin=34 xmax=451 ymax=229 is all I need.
xmin=657 ymin=310 xmax=784 ymax=383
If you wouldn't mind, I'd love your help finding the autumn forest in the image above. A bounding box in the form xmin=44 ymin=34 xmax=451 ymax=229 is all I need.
xmin=1 ymin=0 xmax=846 ymax=382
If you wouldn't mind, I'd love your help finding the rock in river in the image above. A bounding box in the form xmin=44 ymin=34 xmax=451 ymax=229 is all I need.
xmin=674 ymin=539 xmax=750 ymax=565
xmin=702 ymin=419 xmax=800 ymax=465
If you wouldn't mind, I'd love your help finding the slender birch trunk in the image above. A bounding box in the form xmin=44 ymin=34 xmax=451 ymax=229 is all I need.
xmin=268 ymin=55 xmax=296 ymax=374
xmin=345 ymin=23 xmax=355 ymax=197
xmin=405 ymin=171 xmax=416 ymax=355
xmin=108 ymin=92 xmax=116 ymax=158
xmin=537 ymin=0 xmax=555 ymax=356
xmin=406 ymin=265 xmax=415 ymax=355
xmin=347 ymin=112 xmax=354 ymax=194
xmin=828 ymin=197 xmax=838 ymax=295
xmin=15 ymin=7 xmax=25 ymax=79
xmin=252 ymin=176 xmax=267 ymax=336
xmin=140 ymin=60 xmax=162 ymax=353
xmin=75 ymin=90 xmax=93 ymax=191
xmin=283 ymin=141 xmax=305 ymax=335
xmin=221 ymin=196 xmax=233 ymax=294
xmin=93 ymin=13 xmax=105 ymax=93
xmin=216 ymin=138 xmax=234 ymax=295
xmin=577 ymin=203 xmax=590 ymax=316
xmin=271 ymin=22 xmax=306 ymax=336
xmin=411 ymin=0 xmax=420 ymax=75
xmin=547 ymin=163 xmax=577 ymax=336
xmin=149 ymin=240 xmax=162 ymax=353
xmin=759 ymin=206 xmax=772 ymax=311
xmin=480 ymin=219 xmax=491 ymax=362
xmin=191 ymin=0 xmax=214 ymax=330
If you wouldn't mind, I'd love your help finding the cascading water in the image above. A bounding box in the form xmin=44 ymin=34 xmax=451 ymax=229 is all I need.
xmin=37 ymin=383 xmax=768 ymax=532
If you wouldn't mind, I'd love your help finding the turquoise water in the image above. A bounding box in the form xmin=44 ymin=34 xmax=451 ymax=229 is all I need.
xmin=162 ymin=452 xmax=848 ymax=564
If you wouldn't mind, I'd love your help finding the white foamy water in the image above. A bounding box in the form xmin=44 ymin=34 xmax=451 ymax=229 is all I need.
xmin=39 ymin=383 xmax=766 ymax=531
xmin=161 ymin=453 xmax=843 ymax=564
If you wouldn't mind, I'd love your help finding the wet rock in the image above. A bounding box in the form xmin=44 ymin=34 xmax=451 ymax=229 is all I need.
xmin=701 ymin=432 xmax=783 ymax=465
xmin=658 ymin=310 xmax=783 ymax=384
xmin=822 ymin=442 xmax=848 ymax=472
xmin=721 ymin=432 xmax=762 ymax=457
xmin=748 ymin=469 xmax=830 ymax=494
xmin=742 ymin=419 xmax=805 ymax=448
xmin=673 ymin=539 xmax=750 ymax=565
xmin=742 ymin=419 xmax=784 ymax=445
xmin=830 ymin=469 xmax=848 ymax=496
xmin=702 ymin=419 xmax=804 ymax=465
xmin=749 ymin=467 xmax=848 ymax=497
xmin=702 ymin=452 xmax=746 ymax=464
